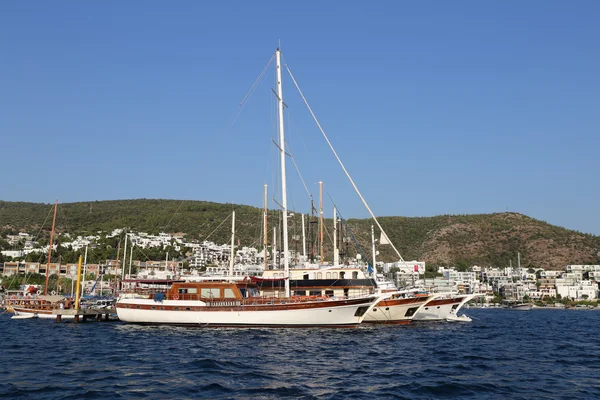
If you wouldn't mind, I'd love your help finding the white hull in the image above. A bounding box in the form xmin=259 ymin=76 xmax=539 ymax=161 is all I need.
xmin=363 ymin=295 xmax=431 ymax=324
xmin=13 ymin=308 xmax=75 ymax=320
xmin=508 ymin=304 xmax=532 ymax=311
xmin=116 ymin=297 xmax=378 ymax=327
xmin=413 ymin=294 xmax=474 ymax=321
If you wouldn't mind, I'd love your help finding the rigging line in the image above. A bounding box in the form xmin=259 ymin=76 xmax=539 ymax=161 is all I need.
xmin=163 ymin=200 xmax=185 ymax=231
xmin=285 ymin=63 xmax=404 ymax=262
xmin=32 ymin=204 xmax=54 ymax=242
xmin=202 ymin=212 xmax=233 ymax=242
xmin=285 ymin=140 xmax=312 ymax=201
xmin=228 ymin=54 xmax=275 ymax=133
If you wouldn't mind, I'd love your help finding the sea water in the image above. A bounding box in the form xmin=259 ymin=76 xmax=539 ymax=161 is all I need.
xmin=0 ymin=308 xmax=599 ymax=399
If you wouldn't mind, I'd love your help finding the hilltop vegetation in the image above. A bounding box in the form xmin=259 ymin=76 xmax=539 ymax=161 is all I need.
xmin=1 ymin=200 xmax=599 ymax=270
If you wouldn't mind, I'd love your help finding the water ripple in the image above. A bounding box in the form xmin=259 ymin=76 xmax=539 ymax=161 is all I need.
xmin=1 ymin=309 xmax=599 ymax=399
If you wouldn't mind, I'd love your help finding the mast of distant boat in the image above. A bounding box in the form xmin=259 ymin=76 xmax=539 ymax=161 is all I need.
xmin=301 ymin=213 xmax=306 ymax=265
xmin=264 ymin=185 xmax=268 ymax=270
xmin=319 ymin=181 xmax=324 ymax=264
xmin=333 ymin=207 xmax=339 ymax=265
xmin=371 ymin=225 xmax=377 ymax=277
xmin=275 ymin=48 xmax=290 ymax=297
xmin=229 ymin=211 xmax=235 ymax=280
xmin=44 ymin=199 xmax=58 ymax=296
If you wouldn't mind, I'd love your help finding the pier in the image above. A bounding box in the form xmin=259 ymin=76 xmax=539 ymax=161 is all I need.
xmin=54 ymin=307 xmax=116 ymax=323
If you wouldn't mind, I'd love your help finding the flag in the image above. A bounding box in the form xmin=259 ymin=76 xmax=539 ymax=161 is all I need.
xmin=414 ymin=265 xmax=419 ymax=272
xmin=379 ymin=232 xmax=390 ymax=245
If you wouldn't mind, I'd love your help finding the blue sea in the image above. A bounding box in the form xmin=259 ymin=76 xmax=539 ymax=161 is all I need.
xmin=1 ymin=308 xmax=599 ymax=399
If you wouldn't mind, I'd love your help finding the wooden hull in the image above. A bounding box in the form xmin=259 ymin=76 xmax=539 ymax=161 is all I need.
xmin=116 ymin=296 xmax=377 ymax=327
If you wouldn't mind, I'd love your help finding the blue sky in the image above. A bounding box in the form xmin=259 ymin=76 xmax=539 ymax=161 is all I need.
xmin=1 ymin=1 xmax=598 ymax=234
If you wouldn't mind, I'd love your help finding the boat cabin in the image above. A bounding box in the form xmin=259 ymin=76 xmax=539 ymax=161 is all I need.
xmin=166 ymin=281 xmax=261 ymax=301
xmin=258 ymin=266 xmax=376 ymax=299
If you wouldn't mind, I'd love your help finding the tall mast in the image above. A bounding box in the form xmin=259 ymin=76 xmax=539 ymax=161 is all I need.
xmin=333 ymin=207 xmax=339 ymax=266
xmin=371 ymin=225 xmax=377 ymax=277
xmin=44 ymin=199 xmax=58 ymax=296
xmin=82 ymin=244 xmax=88 ymax=296
xmin=129 ymin=242 xmax=134 ymax=278
xmin=229 ymin=211 xmax=235 ymax=280
xmin=319 ymin=181 xmax=324 ymax=264
xmin=121 ymin=232 xmax=128 ymax=280
xmin=264 ymin=184 xmax=268 ymax=270
xmin=113 ymin=240 xmax=121 ymax=294
xmin=275 ymin=48 xmax=290 ymax=297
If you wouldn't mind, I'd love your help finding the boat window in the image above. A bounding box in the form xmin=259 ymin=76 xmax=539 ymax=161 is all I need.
xmin=178 ymin=288 xmax=188 ymax=294
xmin=303 ymin=274 xmax=309 ymax=280
xmin=405 ymin=307 xmax=418 ymax=317
xmin=352 ymin=271 xmax=358 ymax=279
xmin=332 ymin=272 xmax=338 ymax=279
xmin=223 ymin=288 xmax=236 ymax=299
xmin=201 ymin=288 xmax=220 ymax=298
xmin=325 ymin=290 xmax=334 ymax=297
xmin=239 ymin=288 xmax=247 ymax=298
xmin=326 ymin=272 xmax=331 ymax=279
xmin=340 ymin=272 xmax=345 ymax=279
xmin=294 ymin=290 xmax=307 ymax=296
xmin=187 ymin=288 xmax=198 ymax=294
xmin=316 ymin=273 xmax=322 ymax=279
xmin=309 ymin=290 xmax=322 ymax=296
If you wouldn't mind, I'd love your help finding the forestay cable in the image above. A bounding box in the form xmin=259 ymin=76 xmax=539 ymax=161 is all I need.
xmin=285 ymin=64 xmax=404 ymax=262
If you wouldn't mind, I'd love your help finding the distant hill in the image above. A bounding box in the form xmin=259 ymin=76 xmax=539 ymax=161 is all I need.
xmin=1 ymin=199 xmax=598 ymax=270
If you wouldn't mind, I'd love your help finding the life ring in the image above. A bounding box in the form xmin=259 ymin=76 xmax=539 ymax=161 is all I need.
xmin=172 ymin=294 xmax=180 ymax=300
xmin=51 ymin=290 xmax=57 ymax=295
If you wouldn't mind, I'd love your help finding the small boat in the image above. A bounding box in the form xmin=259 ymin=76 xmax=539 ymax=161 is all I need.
xmin=7 ymin=295 xmax=76 ymax=320
xmin=11 ymin=313 xmax=38 ymax=319
xmin=507 ymin=302 xmax=533 ymax=311
xmin=445 ymin=308 xmax=472 ymax=322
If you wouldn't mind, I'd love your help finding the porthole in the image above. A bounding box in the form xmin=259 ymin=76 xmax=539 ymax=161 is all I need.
xmin=385 ymin=307 xmax=390 ymax=311
xmin=373 ymin=308 xmax=378 ymax=312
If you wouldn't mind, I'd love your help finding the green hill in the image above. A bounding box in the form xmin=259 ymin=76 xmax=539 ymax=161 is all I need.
xmin=1 ymin=199 xmax=598 ymax=270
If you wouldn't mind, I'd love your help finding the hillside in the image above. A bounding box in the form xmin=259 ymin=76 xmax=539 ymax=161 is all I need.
xmin=1 ymin=200 xmax=598 ymax=270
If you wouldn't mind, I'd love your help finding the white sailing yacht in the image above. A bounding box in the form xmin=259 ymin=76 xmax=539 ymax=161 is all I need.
xmin=116 ymin=48 xmax=381 ymax=327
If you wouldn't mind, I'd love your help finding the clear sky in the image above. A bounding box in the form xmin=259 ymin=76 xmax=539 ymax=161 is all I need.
xmin=1 ymin=1 xmax=598 ymax=234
